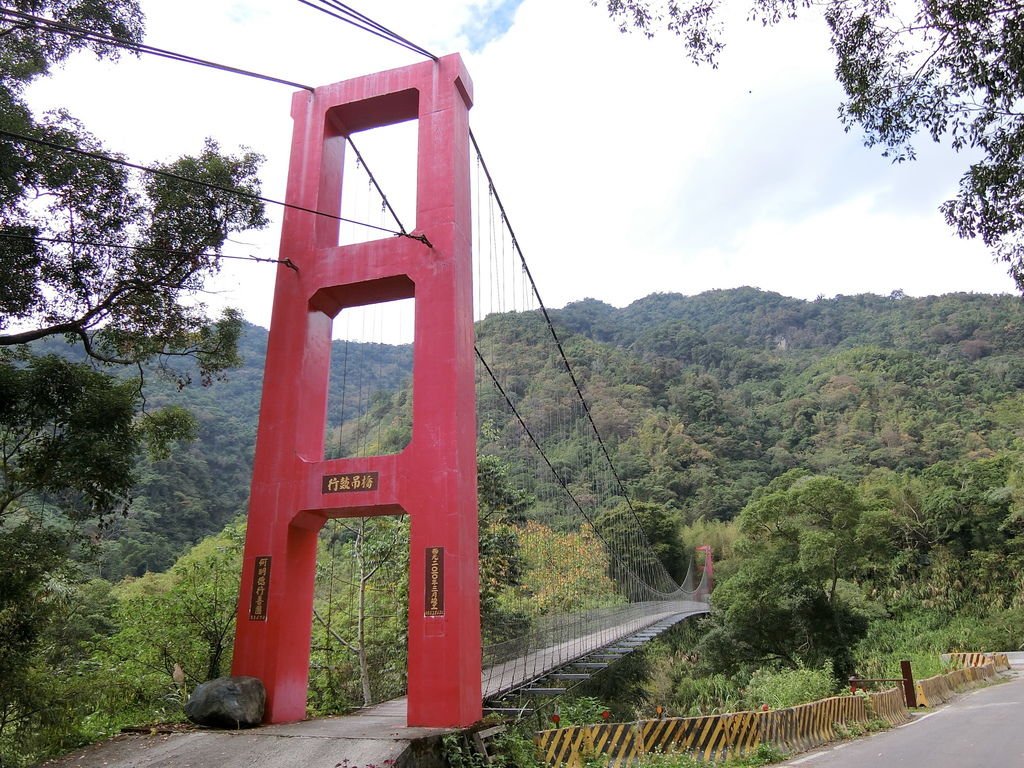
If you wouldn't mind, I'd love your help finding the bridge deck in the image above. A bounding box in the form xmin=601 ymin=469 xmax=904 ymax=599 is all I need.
xmin=482 ymin=601 xmax=709 ymax=700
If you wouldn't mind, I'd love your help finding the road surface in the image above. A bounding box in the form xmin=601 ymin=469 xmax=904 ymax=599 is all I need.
xmin=781 ymin=665 xmax=1022 ymax=768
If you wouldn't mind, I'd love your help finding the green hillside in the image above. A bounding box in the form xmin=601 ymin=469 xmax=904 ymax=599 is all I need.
xmin=98 ymin=288 xmax=1024 ymax=574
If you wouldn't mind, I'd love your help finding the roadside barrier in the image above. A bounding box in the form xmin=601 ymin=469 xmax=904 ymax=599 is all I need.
xmin=941 ymin=652 xmax=1011 ymax=671
xmin=867 ymin=687 xmax=911 ymax=726
xmin=759 ymin=694 xmax=866 ymax=754
xmin=639 ymin=711 xmax=761 ymax=762
xmin=914 ymin=662 xmax=996 ymax=708
xmin=536 ymin=687 xmax=908 ymax=767
xmin=537 ymin=653 xmax=1004 ymax=766
xmin=537 ymin=711 xmax=763 ymax=768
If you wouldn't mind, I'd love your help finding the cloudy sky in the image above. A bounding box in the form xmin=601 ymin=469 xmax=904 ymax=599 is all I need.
xmin=25 ymin=0 xmax=1015 ymax=336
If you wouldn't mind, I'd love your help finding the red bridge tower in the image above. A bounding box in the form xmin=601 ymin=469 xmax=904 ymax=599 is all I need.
xmin=232 ymin=54 xmax=481 ymax=728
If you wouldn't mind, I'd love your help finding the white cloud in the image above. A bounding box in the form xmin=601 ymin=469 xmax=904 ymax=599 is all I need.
xmin=22 ymin=0 xmax=1016 ymax=339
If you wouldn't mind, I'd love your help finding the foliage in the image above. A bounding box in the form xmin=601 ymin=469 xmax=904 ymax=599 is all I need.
xmin=95 ymin=522 xmax=244 ymax=706
xmin=555 ymin=696 xmax=610 ymax=726
xmin=572 ymin=650 xmax=652 ymax=721
xmin=507 ymin=521 xmax=621 ymax=616
xmin=594 ymin=0 xmax=1024 ymax=287
xmin=11 ymin=286 xmax=1024 ymax=762
xmin=487 ymin=726 xmax=547 ymax=768
xmin=0 ymin=10 xmax=267 ymax=762
xmin=608 ymin=743 xmax=785 ymax=768
xmin=0 ymin=575 xmax=124 ymax=767
xmin=641 ymin=621 xmax=746 ymax=717
xmin=702 ymin=473 xmax=887 ymax=678
xmin=0 ymin=0 xmax=267 ymax=590
xmin=745 ymin=662 xmax=839 ymax=710
xmin=478 ymin=455 xmax=532 ymax=645
xmin=596 ymin=501 xmax=688 ymax=584
xmin=0 ymin=519 xmax=71 ymax=762
xmin=1 ymin=525 xmax=241 ymax=767
xmin=309 ymin=516 xmax=409 ymax=713
xmin=0 ymin=354 xmax=147 ymax=520
xmin=679 ymin=518 xmax=739 ymax=564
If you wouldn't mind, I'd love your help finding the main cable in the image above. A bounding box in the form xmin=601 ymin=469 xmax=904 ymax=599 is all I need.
xmin=0 ymin=231 xmax=299 ymax=271
xmin=470 ymin=129 xmax=677 ymax=588
xmin=0 ymin=7 xmax=315 ymax=91
xmin=475 ymin=345 xmax=690 ymax=600
xmin=0 ymin=129 xmax=431 ymax=247
xmin=295 ymin=0 xmax=437 ymax=61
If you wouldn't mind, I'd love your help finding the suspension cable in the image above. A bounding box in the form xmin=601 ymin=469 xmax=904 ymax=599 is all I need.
xmin=470 ymin=129 xmax=676 ymax=583
xmin=0 ymin=231 xmax=298 ymax=271
xmin=295 ymin=0 xmax=438 ymax=61
xmin=0 ymin=7 xmax=315 ymax=91
xmin=0 ymin=129 xmax=431 ymax=246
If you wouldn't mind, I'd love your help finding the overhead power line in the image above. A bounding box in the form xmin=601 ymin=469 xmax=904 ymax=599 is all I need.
xmin=0 ymin=129 xmax=431 ymax=246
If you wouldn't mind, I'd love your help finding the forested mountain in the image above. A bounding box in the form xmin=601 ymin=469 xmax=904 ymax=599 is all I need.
xmin=7 ymin=287 xmax=1024 ymax=766
xmin=100 ymin=287 xmax=1024 ymax=577
xmin=82 ymin=325 xmax=414 ymax=579
xmin=540 ymin=289 xmax=1024 ymax=519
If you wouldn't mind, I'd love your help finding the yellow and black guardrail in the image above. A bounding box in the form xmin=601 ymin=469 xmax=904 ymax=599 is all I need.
xmin=537 ymin=651 xmax=1010 ymax=765
xmin=914 ymin=661 xmax=997 ymax=708
xmin=536 ymin=688 xmax=908 ymax=767
xmin=940 ymin=652 xmax=1011 ymax=672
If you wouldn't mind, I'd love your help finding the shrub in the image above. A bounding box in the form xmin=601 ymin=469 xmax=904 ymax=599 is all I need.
xmin=745 ymin=662 xmax=838 ymax=709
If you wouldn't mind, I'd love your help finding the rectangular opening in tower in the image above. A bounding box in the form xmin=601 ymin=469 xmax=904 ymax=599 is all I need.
xmin=310 ymin=513 xmax=410 ymax=711
xmin=338 ymin=120 xmax=418 ymax=248
xmin=325 ymin=298 xmax=414 ymax=459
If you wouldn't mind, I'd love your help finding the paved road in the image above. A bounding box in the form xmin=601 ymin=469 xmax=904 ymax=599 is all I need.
xmin=780 ymin=669 xmax=1023 ymax=768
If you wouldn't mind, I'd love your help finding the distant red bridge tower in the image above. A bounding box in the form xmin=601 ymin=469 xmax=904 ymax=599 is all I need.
xmin=231 ymin=54 xmax=481 ymax=728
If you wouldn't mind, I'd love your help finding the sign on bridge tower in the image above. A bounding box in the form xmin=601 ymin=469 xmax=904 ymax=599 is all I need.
xmin=232 ymin=55 xmax=481 ymax=728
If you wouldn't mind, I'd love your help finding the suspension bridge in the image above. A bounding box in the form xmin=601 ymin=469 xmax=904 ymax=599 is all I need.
xmin=225 ymin=49 xmax=713 ymax=732
xmin=0 ymin=0 xmax=714 ymax=748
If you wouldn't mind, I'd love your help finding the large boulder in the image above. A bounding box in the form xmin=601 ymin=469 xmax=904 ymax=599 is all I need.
xmin=185 ymin=676 xmax=266 ymax=728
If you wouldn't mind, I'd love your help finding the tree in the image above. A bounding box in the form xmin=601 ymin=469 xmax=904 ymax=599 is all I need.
xmin=595 ymin=500 xmax=689 ymax=584
xmin=512 ymin=521 xmax=621 ymax=615
xmin=1 ymin=0 xmax=268 ymax=395
xmin=1 ymin=2 xmax=266 ymax=373
xmin=309 ymin=516 xmax=411 ymax=713
xmin=701 ymin=470 xmax=889 ymax=677
xmin=98 ymin=522 xmax=244 ymax=694
xmin=0 ymin=354 xmax=194 ymax=743
xmin=0 ymin=8 xmax=267 ymax=758
xmin=0 ymin=0 xmax=268 ymax=580
xmin=596 ymin=0 xmax=1024 ymax=288
xmin=477 ymin=455 xmax=532 ymax=646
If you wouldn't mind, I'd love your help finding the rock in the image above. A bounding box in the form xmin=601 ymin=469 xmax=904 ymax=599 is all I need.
xmin=185 ymin=676 xmax=266 ymax=728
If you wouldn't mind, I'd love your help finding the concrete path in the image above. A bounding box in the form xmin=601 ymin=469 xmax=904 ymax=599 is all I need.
xmin=39 ymin=699 xmax=451 ymax=768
